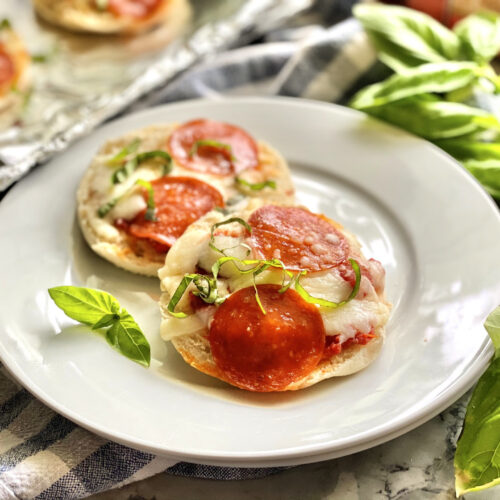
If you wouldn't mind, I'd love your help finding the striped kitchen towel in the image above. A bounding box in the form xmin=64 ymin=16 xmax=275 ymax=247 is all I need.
xmin=0 ymin=1 xmax=389 ymax=499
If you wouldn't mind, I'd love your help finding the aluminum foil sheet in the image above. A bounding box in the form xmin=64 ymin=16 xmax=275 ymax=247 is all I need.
xmin=0 ymin=0 xmax=312 ymax=191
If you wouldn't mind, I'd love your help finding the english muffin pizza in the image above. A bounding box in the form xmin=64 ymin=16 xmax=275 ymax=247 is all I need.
xmin=0 ymin=20 xmax=30 ymax=129
xmin=33 ymin=0 xmax=178 ymax=35
xmin=77 ymin=119 xmax=294 ymax=276
xmin=158 ymin=199 xmax=391 ymax=392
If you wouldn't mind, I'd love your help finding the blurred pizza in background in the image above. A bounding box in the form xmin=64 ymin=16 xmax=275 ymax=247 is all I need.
xmin=384 ymin=0 xmax=500 ymax=25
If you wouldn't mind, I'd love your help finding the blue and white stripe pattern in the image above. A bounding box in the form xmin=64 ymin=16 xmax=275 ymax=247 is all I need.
xmin=0 ymin=1 xmax=388 ymax=498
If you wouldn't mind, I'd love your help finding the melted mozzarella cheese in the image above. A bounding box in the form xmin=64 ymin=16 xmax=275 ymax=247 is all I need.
xmin=161 ymin=315 xmax=205 ymax=341
xmin=110 ymin=193 xmax=147 ymax=220
xmin=191 ymin=229 xmax=390 ymax=344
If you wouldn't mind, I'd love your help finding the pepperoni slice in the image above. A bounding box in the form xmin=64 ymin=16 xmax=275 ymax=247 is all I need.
xmin=0 ymin=47 xmax=15 ymax=90
xmin=168 ymin=119 xmax=259 ymax=176
xmin=249 ymin=206 xmax=349 ymax=272
xmin=108 ymin=0 xmax=163 ymax=19
xmin=209 ymin=284 xmax=325 ymax=392
xmin=117 ymin=176 xmax=224 ymax=251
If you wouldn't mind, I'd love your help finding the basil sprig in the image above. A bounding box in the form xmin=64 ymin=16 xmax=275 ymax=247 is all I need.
xmin=48 ymin=286 xmax=150 ymax=367
xmin=350 ymin=62 xmax=486 ymax=110
xmin=112 ymin=151 xmax=172 ymax=185
xmin=351 ymin=4 xmax=500 ymax=200
xmin=454 ymin=306 xmax=500 ymax=496
xmin=167 ymin=219 xmax=361 ymax=317
xmin=353 ymin=4 xmax=462 ymax=72
xmin=235 ymin=176 xmax=277 ymax=191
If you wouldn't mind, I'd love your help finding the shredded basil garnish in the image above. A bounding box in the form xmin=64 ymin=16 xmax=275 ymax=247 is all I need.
xmin=97 ymin=197 xmax=120 ymax=218
xmin=97 ymin=179 xmax=157 ymax=220
xmin=295 ymin=259 xmax=361 ymax=308
xmin=111 ymin=151 xmax=172 ymax=185
xmin=135 ymin=179 xmax=157 ymax=221
xmin=95 ymin=0 xmax=109 ymax=11
xmin=209 ymin=217 xmax=252 ymax=255
xmin=107 ymin=139 xmax=141 ymax=166
xmin=0 ymin=19 xmax=11 ymax=30
xmin=167 ymin=274 xmax=223 ymax=318
xmin=167 ymin=221 xmax=362 ymax=317
xmin=189 ymin=140 xmax=236 ymax=161
xmin=31 ymin=53 xmax=49 ymax=63
xmin=235 ymin=177 xmax=277 ymax=191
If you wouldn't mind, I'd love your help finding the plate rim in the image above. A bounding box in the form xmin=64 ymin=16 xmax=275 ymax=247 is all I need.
xmin=0 ymin=96 xmax=498 ymax=465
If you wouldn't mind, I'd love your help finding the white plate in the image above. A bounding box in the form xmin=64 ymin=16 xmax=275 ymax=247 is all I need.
xmin=1 ymin=97 xmax=499 ymax=467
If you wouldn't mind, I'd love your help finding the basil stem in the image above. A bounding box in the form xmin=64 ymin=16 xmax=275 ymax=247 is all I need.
xmin=235 ymin=177 xmax=277 ymax=191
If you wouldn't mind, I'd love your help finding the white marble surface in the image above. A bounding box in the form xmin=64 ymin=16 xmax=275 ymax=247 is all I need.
xmin=89 ymin=392 xmax=499 ymax=500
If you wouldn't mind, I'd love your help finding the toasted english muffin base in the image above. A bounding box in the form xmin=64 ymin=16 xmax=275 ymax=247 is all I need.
xmin=33 ymin=0 xmax=176 ymax=34
xmin=77 ymin=124 xmax=294 ymax=277
xmin=170 ymin=326 xmax=385 ymax=392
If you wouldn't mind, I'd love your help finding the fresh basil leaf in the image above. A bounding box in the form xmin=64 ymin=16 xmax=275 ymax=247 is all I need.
xmin=454 ymin=357 xmax=500 ymax=496
xmin=463 ymin=159 xmax=500 ymax=196
xmin=235 ymin=177 xmax=277 ymax=191
xmin=366 ymin=98 xmax=500 ymax=140
xmin=435 ymin=139 xmax=500 ymax=161
xmin=105 ymin=312 xmax=150 ymax=367
xmin=350 ymin=62 xmax=481 ymax=110
xmin=92 ymin=313 xmax=119 ymax=330
xmin=107 ymin=139 xmax=141 ymax=166
xmin=48 ymin=286 xmax=150 ymax=367
xmin=48 ymin=286 xmax=120 ymax=326
xmin=454 ymin=12 xmax=500 ymax=63
xmin=485 ymin=306 xmax=500 ymax=358
xmin=353 ymin=4 xmax=462 ymax=72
